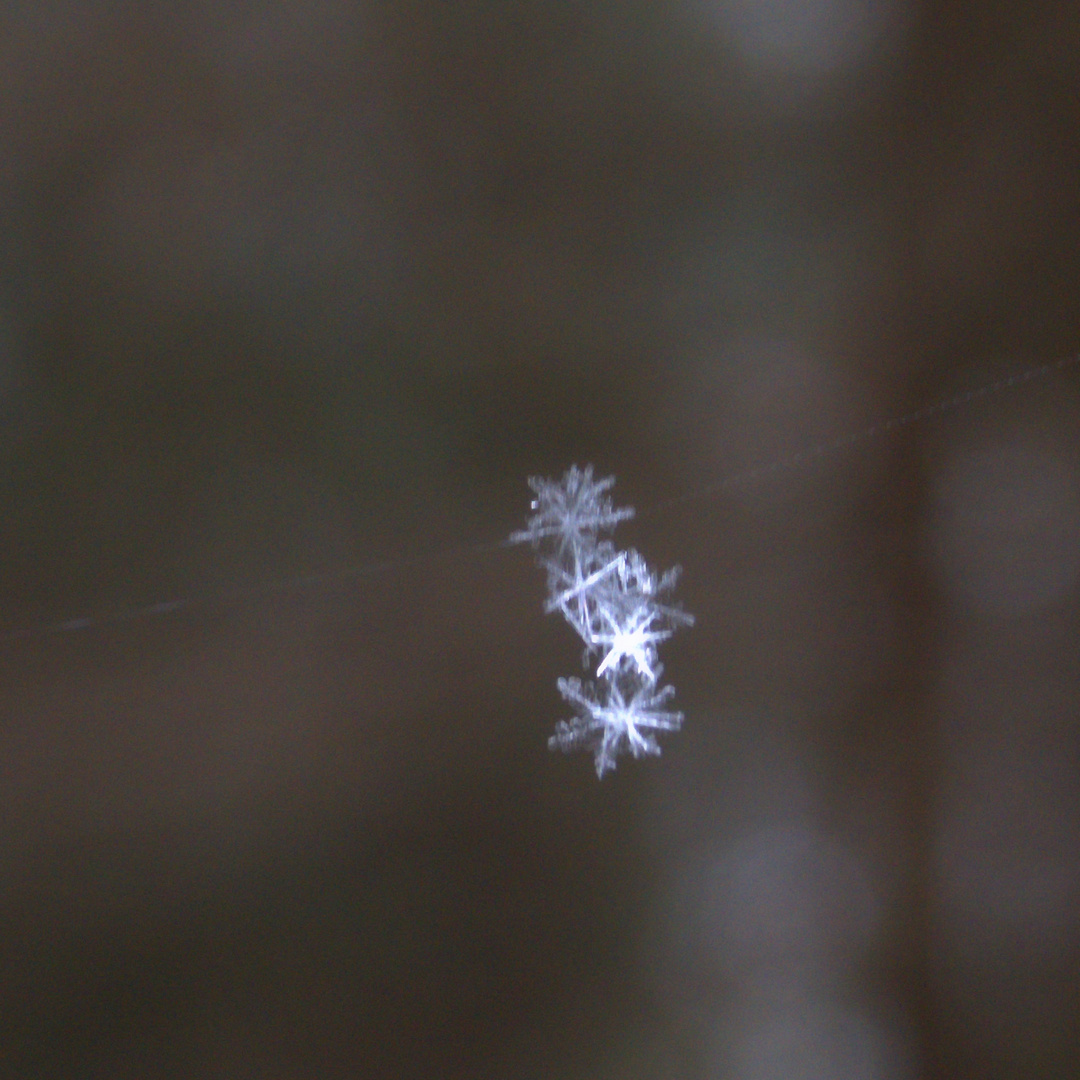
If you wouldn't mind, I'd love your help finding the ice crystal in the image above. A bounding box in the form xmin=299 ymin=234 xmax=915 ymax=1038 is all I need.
xmin=511 ymin=465 xmax=693 ymax=777
xmin=552 ymin=674 xmax=684 ymax=779
xmin=510 ymin=464 xmax=635 ymax=555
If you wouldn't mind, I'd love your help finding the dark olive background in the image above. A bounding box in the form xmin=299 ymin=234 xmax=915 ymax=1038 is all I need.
xmin=1 ymin=3 xmax=1078 ymax=1078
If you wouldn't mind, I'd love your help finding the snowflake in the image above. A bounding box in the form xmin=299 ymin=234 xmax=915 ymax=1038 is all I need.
xmin=588 ymin=550 xmax=693 ymax=683
xmin=593 ymin=600 xmax=671 ymax=683
xmin=511 ymin=465 xmax=693 ymax=777
xmin=509 ymin=464 xmax=634 ymax=555
xmin=552 ymin=674 xmax=685 ymax=779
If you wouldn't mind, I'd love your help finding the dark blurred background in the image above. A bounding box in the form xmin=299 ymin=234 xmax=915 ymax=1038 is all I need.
xmin=1 ymin=2 xmax=1078 ymax=1077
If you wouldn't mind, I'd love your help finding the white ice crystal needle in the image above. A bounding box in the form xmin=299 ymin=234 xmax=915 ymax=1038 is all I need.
xmin=511 ymin=465 xmax=692 ymax=777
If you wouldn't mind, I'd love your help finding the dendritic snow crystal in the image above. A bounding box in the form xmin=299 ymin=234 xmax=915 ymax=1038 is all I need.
xmin=511 ymin=465 xmax=693 ymax=778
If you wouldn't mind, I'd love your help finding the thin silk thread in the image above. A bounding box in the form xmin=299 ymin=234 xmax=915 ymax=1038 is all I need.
xmin=2 ymin=353 xmax=1076 ymax=646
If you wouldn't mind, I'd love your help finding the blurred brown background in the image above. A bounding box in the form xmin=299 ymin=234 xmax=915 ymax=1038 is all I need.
xmin=1 ymin=2 xmax=1078 ymax=1077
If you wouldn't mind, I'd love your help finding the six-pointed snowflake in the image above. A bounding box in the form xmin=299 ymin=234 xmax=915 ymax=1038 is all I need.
xmin=552 ymin=674 xmax=684 ymax=778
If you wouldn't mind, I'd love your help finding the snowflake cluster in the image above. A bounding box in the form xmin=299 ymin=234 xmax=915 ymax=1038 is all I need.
xmin=511 ymin=465 xmax=693 ymax=778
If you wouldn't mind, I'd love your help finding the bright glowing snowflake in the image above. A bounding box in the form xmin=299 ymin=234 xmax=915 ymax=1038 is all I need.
xmin=510 ymin=464 xmax=635 ymax=555
xmin=552 ymin=673 xmax=685 ymax=779
xmin=511 ymin=465 xmax=693 ymax=778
